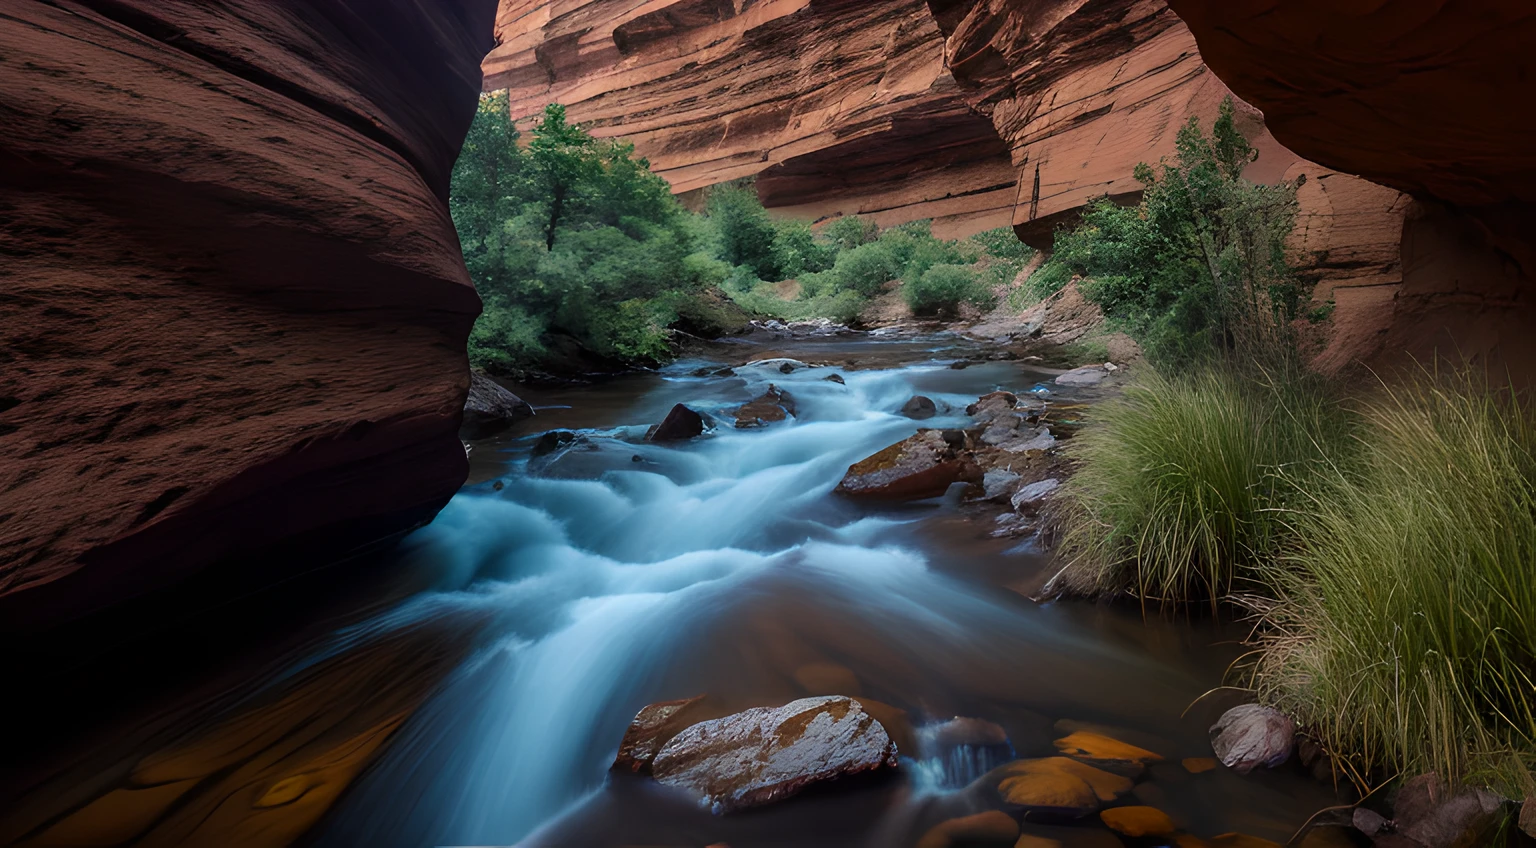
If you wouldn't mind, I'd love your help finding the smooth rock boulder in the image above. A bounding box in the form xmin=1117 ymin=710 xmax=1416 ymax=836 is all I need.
xmin=461 ymin=370 xmax=535 ymax=440
xmin=650 ymin=695 xmax=897 ymax=812
xmin=1055 ymin=366 xmax=1109 ymax=387
xmin=612 ymin=695 xmax=713 ymax=774
xmin=734 ymin=384 xmax=796 ymax=428
xmin=1209 ymin=705 xmax=1294 ymax=774
xmin=648 ymin=403 xmax=705 ymax=442
xmin=901 ymin=395 xmax=938 ymax=419
xmin=835 ymin=430 xmax=982 ymax=501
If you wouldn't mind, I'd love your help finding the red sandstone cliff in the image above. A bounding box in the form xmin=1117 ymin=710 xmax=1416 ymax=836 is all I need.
xmin=484 ymin=0 xmax=1410 ymax=365
xmin=1167 ymin=0 xmax=1536 ymax=377
xmin=0 ymin=0 xmax=499 ymax=627
xmin=484 ymin=0 xmax=1020 ymax=237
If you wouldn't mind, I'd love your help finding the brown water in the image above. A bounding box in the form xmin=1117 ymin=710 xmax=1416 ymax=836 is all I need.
xmin=0 ymin=332 xmax=1345 ymax=848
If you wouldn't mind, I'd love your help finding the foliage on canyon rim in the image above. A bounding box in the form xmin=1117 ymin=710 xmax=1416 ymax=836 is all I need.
xmin=1032 ymin=98 xmax=1305 ymax=368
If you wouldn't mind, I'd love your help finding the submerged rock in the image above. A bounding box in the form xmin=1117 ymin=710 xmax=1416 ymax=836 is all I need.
xmin=915 ymin=810 xmax=1019 ymax=848
xmin=1053 ymin=729 xmax=1162 ymax=767
xmin=461 ymin=370 xmax=535 ymax=439
xmin=648 ymin=403 xmax=705 ymax=442
xmin=984 ymin=757 xmax=1133 ymax=818
xmin=1055 ymin=365 xmax=1109 ymax=387
xmin=824 ymin=373 xmax=846 ymax=384
xmin=531 ymin=430 xmax=578 ymax=458
xmin=733 ymin=384 xmax=796 ymax=428
xmin=1101 ymin=806 xmax=1176 ymax=838
xmin=650 ymin=695 xmax=897 ymax=812
xmin=1210 ymin=704 xmax=1295 ymax=774
xmin=901 ymin=395 xmax=938 ymax=419
xmin=835 ymin=430 xmax=982 ymax=501
xmin=612 ymin=694 xmax=714 ymax=775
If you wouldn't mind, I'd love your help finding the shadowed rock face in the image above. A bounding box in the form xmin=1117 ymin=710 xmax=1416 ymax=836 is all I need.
xmin=1165 ymin=0 xmax=1536 ymax=381
xmin=0 ymin=0 xmax=499 ymax=627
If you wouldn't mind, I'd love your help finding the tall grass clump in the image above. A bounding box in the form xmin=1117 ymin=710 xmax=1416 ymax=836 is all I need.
xmin=1251 ymin=369 xmax=1536 ymax=795
xmin=1049 ymin=366 xmax=1350 ymax=606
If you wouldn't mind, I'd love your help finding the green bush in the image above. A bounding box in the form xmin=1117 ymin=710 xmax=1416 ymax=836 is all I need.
xmin=826 ymin=242 xmax=901 ymax=297
xmin=905 ymin=263 xmax=993 ymax=317
xmin=822 ymin=215 xmax=878 ymax=251
xmin=1252 ymin=369 xmax=1536 ymax=794
xmin=706 ymin=182 xmax=781 ymax=279
xmin=1049 ymin=365 xmax=1351 ymax=605
xmin=1035 ymin=98 xmax=1305 ymax=368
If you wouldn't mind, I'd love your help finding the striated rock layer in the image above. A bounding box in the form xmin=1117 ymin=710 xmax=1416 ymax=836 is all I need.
xmin=1167 ymin=0 xmax=1536 ymax=380
xmin=484 ymin=0 xmax=1020 ymax=237
xmin=486 ymin=0 xmax=1409 ymax=363
xmin=0 ymin=1 xmax=498 ymax=627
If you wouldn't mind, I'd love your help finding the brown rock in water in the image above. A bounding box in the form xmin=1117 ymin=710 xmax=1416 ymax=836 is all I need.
xmin=1209 ymin=705 xmax=1294 ymax=774
xmin=648 ymin=404 xmax=706 ymax=442
xmin=612 ymin=695 xmax=714 ymax=775
xmin=733 ymin=385 xmax=796 ymax=428
xmin=968 ymin=391 xmax=1020 ymax=422
xmin=985 ymin=757 xmax=1132 ymax=818
xmin=1 ymin=0 xmax=495 ymax=627
xmin=1208 ymin=835 xmax=1282 ymax=848
xmin=651 ymin=696 xmax=897 ymax=813
xmin=1101 ymin=806 xmax=1176 ymax=839
xmin=835 ymin=430 xmax=983 ymax=501
xmin=1181 ymin=757 xmax=1218 ymax=774
xmin=1392 ymin=773 xmax=1505 ymax=848
xmin=901 ymin=395 xmax=938 ymax=420
xmin=462 ymin=371 xmax=535 ymax=440
xmin=915 ymin=810 xmax=1019 ymax=848
xmin=1054 ymin=730 xmax=1163 ymax=767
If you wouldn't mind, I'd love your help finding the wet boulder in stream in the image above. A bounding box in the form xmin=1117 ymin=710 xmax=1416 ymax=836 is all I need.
xmin=650 ymin=695 xmax=898 ymax=812
xmin=733 ymin=384 xmax=796 ymax=428
xmin=901 ymin=395 xmax=937 ymax=419
xmin=1210 ymin=704 xmax=1294 ymax=774
xmin=835 ymin=430 xmax=983 ymax=501
xmin=647 ymin=403 xmax=705 ymax=442
xmin=612 ymin=694 xmax=715 ymax=775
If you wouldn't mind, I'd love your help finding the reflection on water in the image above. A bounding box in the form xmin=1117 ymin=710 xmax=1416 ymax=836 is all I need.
xmin=2 ymin=336 xmax=1343 ymax=848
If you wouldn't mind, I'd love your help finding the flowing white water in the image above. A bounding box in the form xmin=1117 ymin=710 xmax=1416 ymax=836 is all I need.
xmin=313 ymin=352 xmax=1213 ymax=846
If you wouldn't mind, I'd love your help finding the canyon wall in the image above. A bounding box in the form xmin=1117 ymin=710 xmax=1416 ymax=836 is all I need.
xmin=0 ymin=0 xmax=499 ymax=628
xmin=1167 ymin=0 xmax=1536 ymax=378
xmin=484 ymin=0 xmax=1020 ymax=238
xmin=486 ymin=0 xmax=1409 ymax=364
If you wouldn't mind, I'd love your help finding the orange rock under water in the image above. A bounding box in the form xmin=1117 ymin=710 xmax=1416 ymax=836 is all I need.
xmin=915 ymin=810 xmax=1020 ymax=848
xmin=990 ymin=757 xmax=1133 ymax=817
xmin=1101 ymin=806 xmax=1177 ymax=838
xmin=1182 ymin=757 xmax=1218 ymax=774
xmin=1054 ymin=731 xmax=1164 ymax=765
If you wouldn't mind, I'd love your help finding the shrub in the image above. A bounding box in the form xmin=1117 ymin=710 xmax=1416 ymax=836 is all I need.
xmin=1049 ymin=365 xmax=1350 ymax=606
xmin=968 ymin=226 xmax=1034 ymax=263
xmin=1251 ymin=369 xmax=1536 ymax=794
xmin=707 ymin=182 xmax=780 ymax=278
xmin=827 ymin=242 xmax=901 ymax=297
xmin=1035 ymin=98 xmax=1305 ymax=368
xmin=822 ymin=214 xmax=878 ymax=250
xmin=770 ymin=218 xmax=835 ymax=279
xmin=905 ymin=263 xmax=992 ymax=317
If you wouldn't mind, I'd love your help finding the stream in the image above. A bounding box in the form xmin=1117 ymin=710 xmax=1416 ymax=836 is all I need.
xmin=1 ymin=332 xmax=1343 ymax=848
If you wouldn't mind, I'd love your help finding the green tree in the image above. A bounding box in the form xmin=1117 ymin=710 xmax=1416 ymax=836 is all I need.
xmin=1034 ymin=98 xmax=1304 ymax=367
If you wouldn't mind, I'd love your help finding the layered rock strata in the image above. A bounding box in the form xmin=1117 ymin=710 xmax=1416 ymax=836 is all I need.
xmin=484 ymin=0 xmax=1020 ymax=237
xmin=0 ymin=0 xmax=498 ymax=626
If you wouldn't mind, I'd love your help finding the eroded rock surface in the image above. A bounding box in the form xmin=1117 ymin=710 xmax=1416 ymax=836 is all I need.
xmin=734 ymin=385 xmax=797 ymax=428
xmin=612 ymin=695 xmax=714 ymax=775
xmin=1 ymin=0 xmax=497 ymax=626
xmin=651 ymin=696 xmax=898 ymax=812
